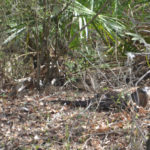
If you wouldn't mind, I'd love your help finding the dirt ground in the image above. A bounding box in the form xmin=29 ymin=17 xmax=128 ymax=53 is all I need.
xmin=0 ymin=84 xmax=150 ymax=150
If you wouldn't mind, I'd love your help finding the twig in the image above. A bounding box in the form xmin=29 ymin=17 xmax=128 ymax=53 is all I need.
xmin=135 ymin=70 xmax=150 ymax=86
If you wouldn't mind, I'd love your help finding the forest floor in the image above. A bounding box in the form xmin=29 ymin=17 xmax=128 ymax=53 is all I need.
xmin=0 ymin=83 xmax=150 ymax=150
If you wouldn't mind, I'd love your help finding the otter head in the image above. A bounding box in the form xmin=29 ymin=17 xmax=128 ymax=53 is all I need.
xmin=131 ymin=87 xmax=150 ymax=107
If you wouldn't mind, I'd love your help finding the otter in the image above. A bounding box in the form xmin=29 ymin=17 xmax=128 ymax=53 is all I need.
xmin=131 ymin=87 xmax=150 ymax=107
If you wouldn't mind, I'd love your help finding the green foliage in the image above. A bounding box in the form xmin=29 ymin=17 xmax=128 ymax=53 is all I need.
xmin=65 ymin=46 xmax=99 ymax=82
xmin=65 ymin=125 xmax=71 ymax=150
xmin=0 ymin=0 xmax=150 ymax=81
